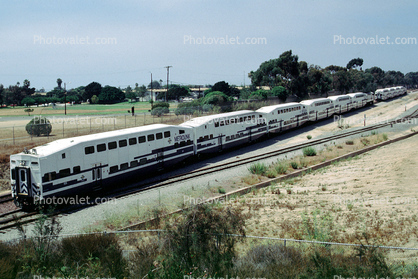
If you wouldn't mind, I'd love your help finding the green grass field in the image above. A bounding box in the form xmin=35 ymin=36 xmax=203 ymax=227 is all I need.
xmin=0 ymin=101 xmax=180 ymax=117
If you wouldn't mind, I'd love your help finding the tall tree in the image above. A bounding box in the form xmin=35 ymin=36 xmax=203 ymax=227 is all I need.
xmin=98 ymin=86 xmax=125 ymax=104
xmin=57 ymin=78 xmax=63 ymax=89
xmin=83 ymin=82 xmax=102 ymax=102
xmin=346 ymin=58 xmax=364 ymax=70
xmin=148 ymin=80 xmax=161 ymax=89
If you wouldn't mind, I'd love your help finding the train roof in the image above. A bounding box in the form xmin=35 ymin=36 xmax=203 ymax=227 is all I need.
xmin=25 ymin=124 xmax=176 ymax=157
xmin=299 ymin=98 xmax=330 ymax=105
xmin=327 ymin=95 xmax=351 ymax=100
xmin=256 ymin=102 xmax=301 ymax=113
xmin=346 ymin=92 xmax=366 ymax=97
xmin=179 ymin=110 xmax=255 ymax=128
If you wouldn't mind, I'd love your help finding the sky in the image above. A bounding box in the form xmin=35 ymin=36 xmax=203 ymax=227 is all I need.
xmin=1 ymin=0 xmax=417 ymax=91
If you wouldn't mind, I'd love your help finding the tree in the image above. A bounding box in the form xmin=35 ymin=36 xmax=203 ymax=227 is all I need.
xmin=125 ymin=85 xmax=136 ymax=102
xmin=83 ymin=82 xmax=102 ymax=102
xmin=162 ymin=204 xmax=245 ymax=276
xmin=346 ymin=58 xmax=364 ymax=70
xmin=26 ymin=116 xmax=52 ymax=136
xmin=91 ymin=95 xmax=99 ymax=104
xmin=135 ymin=84 xmax=147 ymax=101
xmin=0 ymin=84 xmax=4 ymax=106
xmin=250 ymin=50 xmax=303 ymax=98
xmin=271 ymin=86 xmax=289 ymax=101
xmin=162 ymin=85 xmax=190 ymax=101
xmin=98 ymin=86 xmax=125 ymax=104
xmin=365 ymin=67 xmax=385 ymax=88
xmin=57 ymin=78 xmax=62 ymax=89
xmin=147 ymin=80 xmax=161 ymax=89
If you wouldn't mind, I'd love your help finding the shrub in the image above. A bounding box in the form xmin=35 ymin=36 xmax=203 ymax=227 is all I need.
xmin=266 ymin=169 xmax=277 ymax=178
xmin=248 ymin=162 xmax=267 ymax=175
xmin=291 ymin=161 xmax=299 ymax=169
xmin=151 ymin=101 xmax=169 ymax=109
xmin=382 ymin=133 xmax=388 ymax=141
xmin=218 ymin=187 xmax=226 ymax=194
xmin=303 ymin=147 xmax=317 ymax=156
xmin=151 ymin=107 xmax=169 ymax=117
xmin=275 ymin=161 xmax=288 ymax=174
xmin=307 ymin=135 xmax=312 ymax=140
xmin=345 ymin=140 xmax=354 ymax=145
xmin=25 ymin=116 xmax=52 ymax=136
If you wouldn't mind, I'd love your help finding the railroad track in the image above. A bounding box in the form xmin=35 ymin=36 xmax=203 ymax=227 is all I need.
xmin=0 ymin=193 xmax=13 ymax=204
xmin=1 ymin=107 xmax=417 ymax=233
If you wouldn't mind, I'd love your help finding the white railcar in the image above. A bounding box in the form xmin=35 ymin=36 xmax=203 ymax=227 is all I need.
xmin=256 ymin=102 xmax=308 ymax=133
xmin=300 ymin=98 xmax=335 ymax=121
xmin=346 ymin=92 xmax=371 ymax=108
xmin=10 ymin=124 xmax=194 ymax=207
xmin=327 ymin=95 xmax=353 ymax=114
xmin=180 ymin=110 xmax=267 ymax=154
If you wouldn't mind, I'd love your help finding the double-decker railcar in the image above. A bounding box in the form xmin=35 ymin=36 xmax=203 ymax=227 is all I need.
xmin=327 ymin=95 xmax=353 ymax=114
xmin=256 ymin=102 xmax=308 ymax=133
xmin=300 ymin=98 xmax=335 ymax=121
xmin=346 ymin=92 xmax=373 ymax=108
xmin=180 ymin=110 xmax=267 ymax=154
xmin=10 ymin=124 xmax=194 ymax=207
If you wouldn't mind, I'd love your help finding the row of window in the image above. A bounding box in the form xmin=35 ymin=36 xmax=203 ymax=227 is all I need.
xmin=42 ymin=166 xmax=81 ymax=182
xmin=336 ymin=97 xmax=350 ymax=102
xmin=109 ymin=158 xmax=148 ymax=174
xmin=84 ymin=131 xmax=173 ymax=155
xmin=276 ymin=106 xmax=302 ymax=114
xmin=314 ymin=101 xmax=331 ymax=106
xmin=214 ymin=115 xmax=257 ymax=127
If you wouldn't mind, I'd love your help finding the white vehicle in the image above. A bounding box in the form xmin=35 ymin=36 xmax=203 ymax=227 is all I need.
xmin=347 ymin=92 xmax=372 ymax=108
xmin=327 ymin=95 xmax=353 ymax=114
xmin=180 ymin=110 xmax=266 ymax=154
xmin=300 ymin=98 xmax=335 ymax=121
xmin=256 ymin=102 xmax=308 ymax=133
xmin=10 ymin=124 xmax=194 ymax=207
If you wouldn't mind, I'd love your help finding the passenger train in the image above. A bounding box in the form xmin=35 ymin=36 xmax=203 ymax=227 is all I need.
xmin=10 ymin=87 xmax=406 ymax=208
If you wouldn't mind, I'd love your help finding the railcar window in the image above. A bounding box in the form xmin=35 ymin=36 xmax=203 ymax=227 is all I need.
xmin=73 ymin=166 xmax=81 ymax=174
xmin=252 ymin=115 xmax=255 ymax=120
xmin=179 ymin=130 xmax=185 ymax=134
xmin=31 ymin=162 xmax=39 ymax=165
xmin=109 ymin=165 xmax=118 ymax=174
xmin=139 ymin=158 xmax=147 ymax=165
xmin=225 ymin=120 xmax=229 ymax=125
xmin=120 ymin=163 xmax=128 ymax=170
xmin=108 ymin=141 xmax=117 ymax=150
xmin=220 ymin=121 xmax=224 ymax=126
xmin=239 ymin=117 xmax=243 ymax=122
xmin=230 ymin=118 xmax=235 ymax=124
xmin=119 ymin=139 xmax=127 ymax=147
xmin=164 ymin=131 xmax=171 ymax=138
xmin=11 ymin=169 xmax=16 ymax=180
xmin=59 ymin=168 xmax=71 ymax=178
xmin=138 ymin=136 xmax=146 ymax=143
xmin=147 ymin=134 xmax=155 ymax=141
xmin=97 ymin=143 xmax=106 ymax=152
xmin=156 ymin=133 xmax=163 ymax=140
xmin=62 ymin=153 xmax=66 ymax=159
xmin=129 ymin=138 xmax=137 ymax=145
xmin=214 ymin=122 xmax=219 ymax=128
xmin=85 ymin=146 xmax=94 ymax=155
xmin=130 ymin=160 xmax=138 ymax=167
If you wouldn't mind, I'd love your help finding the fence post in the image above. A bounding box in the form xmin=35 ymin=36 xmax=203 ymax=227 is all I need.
xmin=135 ymin=114 xmax=136 ymax=126
xmin=114 ymin=117 xmax=116 ymax=130
xmin=62 ymin=122 xmax=64 ymax=137
xmin=144 ymin=112 xmax=145 ymax=125
xmin=284 ymin=239 xmax=286 ymax=247
xmin=13 ymin=126 xmax=15 ymax=145
xmin=125 ymin=115 xmax=126 ymax=128
xmin=90 ymin=117 xmax=92 ymax=133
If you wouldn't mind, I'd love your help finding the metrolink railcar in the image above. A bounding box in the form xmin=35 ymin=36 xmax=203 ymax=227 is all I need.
xmin=10 ymin=124 xmax=194 ymax=207
xmin=10 ymin=87 xmax=407 ymax=208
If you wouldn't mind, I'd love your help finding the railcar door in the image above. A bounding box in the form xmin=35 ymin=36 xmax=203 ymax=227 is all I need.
xmin=92 ymin=163 xmax=102 ymax=192
xmin=16 ymin=167 xmax=31 ymax=196
xmin=218 ymin=133 xmax=223 ymax=151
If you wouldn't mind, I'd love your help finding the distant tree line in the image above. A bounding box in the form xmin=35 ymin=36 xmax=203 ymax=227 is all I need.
xmin=1 ymin=51 xmax=417 ymax=107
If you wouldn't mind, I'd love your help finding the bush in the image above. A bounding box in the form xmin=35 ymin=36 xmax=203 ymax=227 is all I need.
xmin=307 ymin=135 xmax=312 ymax=140
xmin=26 ymin=116 xmax=52 ymax=136
xmin=303 ymin=146 xmax=317 ymax=156
xmin=151 ymin=107 xmax=169 ymax=117
xmin=152 ymin=101 xmax=170 ymax=109
xmin=248 ymin=162 xmax=267 ymax=175
xmin=275 ymin=161 xmax=288 ymax=174
xmin=291 ymin=161 xmax=299 ymax=169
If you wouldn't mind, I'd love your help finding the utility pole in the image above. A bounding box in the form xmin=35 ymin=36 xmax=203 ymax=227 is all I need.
xmin=164 ymin=66 xmax=172 ymax=102
xmin=64 ymin=83 xmax=67 ymax=115
xmin=150 ymin=72 xmax=153 ymax=102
